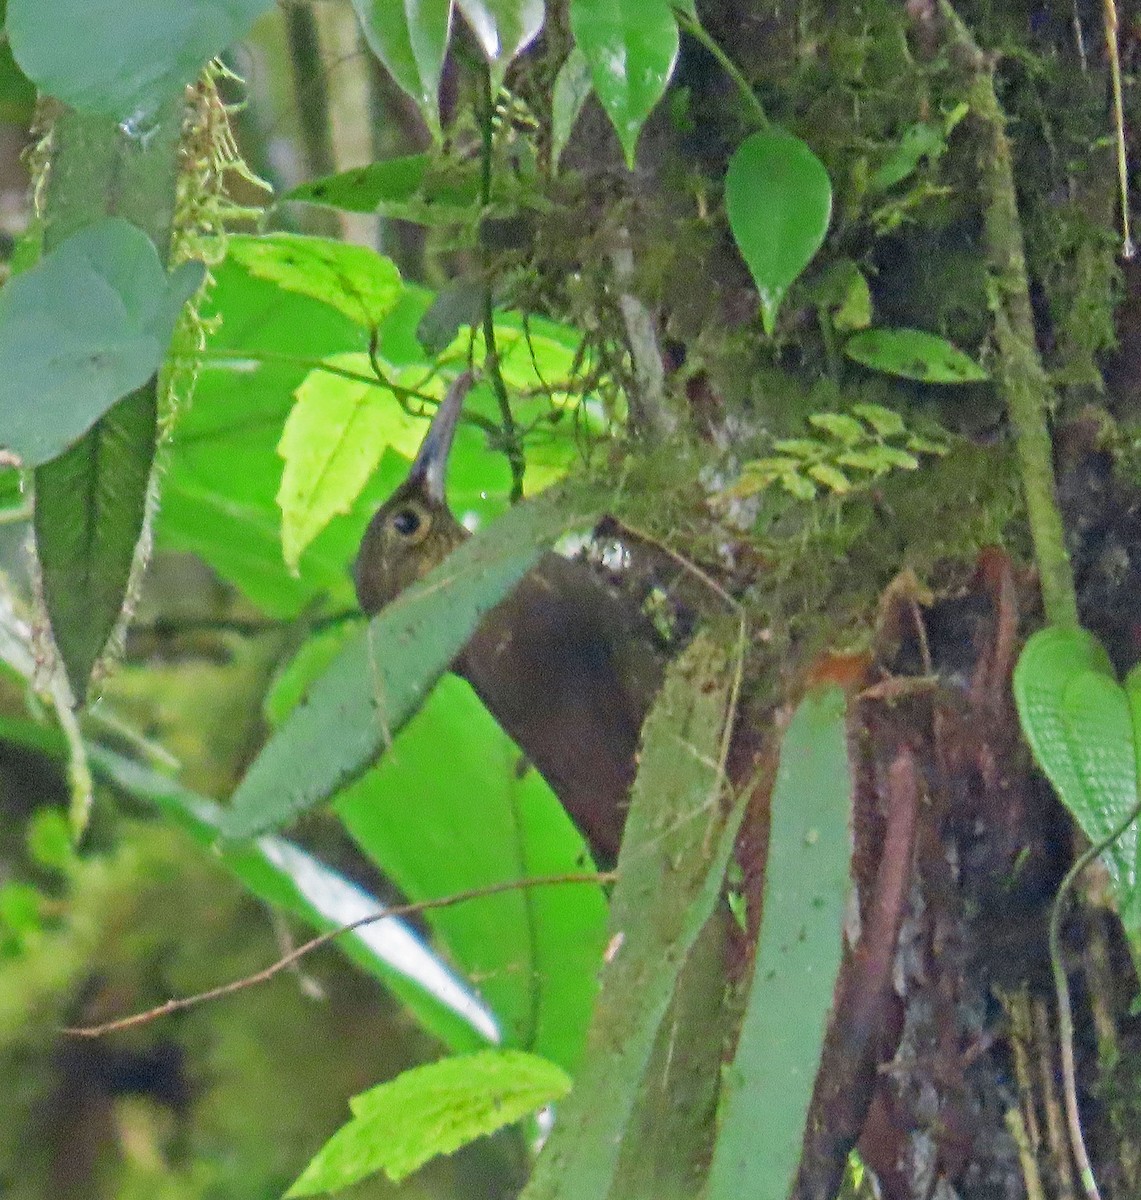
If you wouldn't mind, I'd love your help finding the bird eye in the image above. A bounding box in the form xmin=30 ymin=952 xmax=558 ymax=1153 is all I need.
xmin=391 ymin=507 xmax=423 ymax=537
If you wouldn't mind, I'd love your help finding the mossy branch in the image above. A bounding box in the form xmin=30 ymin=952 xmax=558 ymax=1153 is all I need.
xmin=938 ymin=1 xmax=1079 ymax=629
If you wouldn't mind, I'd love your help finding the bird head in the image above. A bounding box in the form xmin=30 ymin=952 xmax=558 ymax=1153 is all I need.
xmin=353 ymin=372 xmax=473 ymax=614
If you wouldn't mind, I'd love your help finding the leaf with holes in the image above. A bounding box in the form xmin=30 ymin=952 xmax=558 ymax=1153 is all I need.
xmin=725 ymin=130 xmax=832 ymax=335
xmin=845 ymin=328 xmax=988 ymax=384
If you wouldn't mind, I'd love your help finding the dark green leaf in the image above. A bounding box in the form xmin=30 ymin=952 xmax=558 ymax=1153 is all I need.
xmin=351 ymin=0 xmax=452 ymax=134
xmin=725 ymin=129 xmax=832 ymax=335
xmin=283 ymin=154 xmax=432 ymax=214
xmin=845 ymin=328 xmax=988 ymax=383
xmin=6 ymin=0 xmax=271 ymax=119
xmin=569 ymin=0 xmax=679 ymax=168
xmin=221 ymin=478 xmax=610 ymax=838
xmin=0 ymin=219 xmax=203 ymax=468
xmin=551 ymin=45 xmax=592 ymax=168
xmin=706 ymin=685 xmax=852 ymax=1200
xmin=522 ymin=629 xmax=743 ymax=1200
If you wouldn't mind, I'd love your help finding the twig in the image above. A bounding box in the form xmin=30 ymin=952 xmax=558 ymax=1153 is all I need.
xmin=673 ymin=9 xmax=769 ymax=131
xmin=936 ymin=1 xmax=1079 ymax=628
xmin=63 ymin=870 xmax=617 ymax=1038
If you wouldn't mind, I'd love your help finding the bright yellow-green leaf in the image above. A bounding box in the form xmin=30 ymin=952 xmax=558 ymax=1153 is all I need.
xmin=227 ymin=234 xmax=403 ymax=329
xmin=277 ymin=356 xmax=422 ymax=571
xmin=286 ymin=1050 xmax=570 ymax=1194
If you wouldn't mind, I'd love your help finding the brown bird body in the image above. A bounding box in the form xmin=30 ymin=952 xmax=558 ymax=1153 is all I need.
xmin=354 ymin=374 xmax=664 ymax=858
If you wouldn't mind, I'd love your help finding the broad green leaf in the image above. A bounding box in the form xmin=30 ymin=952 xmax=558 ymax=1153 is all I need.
xmin=226 ymin=234 xmax=403 ymax=328
xmin=0 ymin=218 xmax=203 ymax=468
xmin=570 ymin=0 xmax=679 ymax=168
xmin=6 ymin=0 xmax=271 ymax=119
xmin=845 ymin=328 xmax=988 ymax=384
xmin=706 ymin=685 xmax=852 ymax=1200
xmin=351 ymin=0 xmax=452 ymax=134
xmin=807 ymin=462 xmax=852 ymax=492
xmin=222 ymin=478 xmax=610 ymax=838
xmin=157 ymin=260 xmax=379 ymax=617
xmin=522 ymin=629 xmax=744 ymax=1200
xmin=336 ymin=675 xmax=607 ymax=1070
xmin=277 ymin=359 xmax=421 ymax=571
xmin=416 ymin=277 xmax=487 ymax=355
xmin=287 ymin=1050 xmax=570 ymax=1194
xmin=283 ymin=154 xmax=432 ymax=213
xmin=89 ymin=745 xmax=494 ymax=1052
xmin=870 ymin=121 xmax=949 ymax=192
xmin=457 ymin=0 xmax=545 ymax=73
xmin=1014 ymin=627 xmax=1138 ymax=911
xmin=725 ymin=129 xmax=832 ymax=335
xmin=551 ymin=45 xmax=593 ymax=169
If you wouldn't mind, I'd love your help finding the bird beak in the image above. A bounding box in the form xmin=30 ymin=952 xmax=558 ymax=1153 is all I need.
xmin=406 ymin=371 xmax=474 ymax=503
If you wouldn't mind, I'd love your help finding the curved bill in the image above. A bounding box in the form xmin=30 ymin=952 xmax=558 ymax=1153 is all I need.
xmin=406 ymin=371 xmax=475 ymax=503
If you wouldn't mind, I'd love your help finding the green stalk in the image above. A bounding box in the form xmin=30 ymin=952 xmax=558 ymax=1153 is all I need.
xmin=940 ymin=2 xmax=1079 ymax=628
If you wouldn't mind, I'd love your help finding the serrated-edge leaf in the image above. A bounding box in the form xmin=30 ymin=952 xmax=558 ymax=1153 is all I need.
xmin=288 ymin=1050 xmax=570 ymax=1194
xmin=226 ymin=233 xmax=403 ymax=328
xmin=277 ymin=365 xmax=396 ymax=570
xmin=223 ymin=478 xmax=610 ymax=838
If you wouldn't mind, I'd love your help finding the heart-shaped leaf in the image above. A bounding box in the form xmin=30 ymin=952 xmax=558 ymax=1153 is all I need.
xmin=725 ymin=129 xmax=832 ymax=335
xmin=7 ymin=0 xmax=271 ymax=119
xmin=0 ymin=217 xmax=204 ymax=468
xmin=1014 ymin=626 xmax=1141 ymax=926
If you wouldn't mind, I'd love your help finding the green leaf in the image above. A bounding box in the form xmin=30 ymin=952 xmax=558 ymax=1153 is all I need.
xmin=0 ymin=218 xmax=203 ymax=468
xmin=1014 ymin=627 xmax=1138 ymax=912
xmin=806 ymin=462 xmax=852 ymax=493
xmin=456 ymin=0 xmax=545 ymax=73
xmin=522 ymin=629 xmax=745 ymax=1200
xmin=351 ymin=0 xmax=452 ymax=134
xmin=276 ymin=361 xmax=420 ymax=571
xmin=706 ymin=685 xmax=852 ymax=1200
xmin=725 ymin=130 xmax=832 ymax=335
xmin=808 ymin=412 xmax=865 ymax=446
xmin=845 ymin=327 xmax=988 ymax=384
xmin=6 ymin=0 xmax=271 ymax=119
xmin=283 ymin=154 xmax=432 ymax=213
xmin=851 ymin=402 xmax=906 ymax=438
xmin=336 ymin=675 xmax=608 ymax=1071
xmin=569 ymin=0 xmax=679 ymax=168
xmin=551 ymin=45 xmax=593 ymax=169
xmin=287 ymin=1050 xmax=570 ymax=1194
xmin=869 ymin=120 xmax=949 ymax=192
xmin=222 ymin=478 xmax=610 ymax=838
xmin=89 ymin=745 xmax=495 ymax=1052
xmin=226 ymin=234 xmax=403 ymax=329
